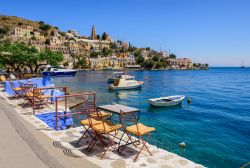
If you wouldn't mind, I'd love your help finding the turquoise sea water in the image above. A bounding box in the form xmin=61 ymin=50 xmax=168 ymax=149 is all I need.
xmin=53 ymin=68 xmax=250 ymax=168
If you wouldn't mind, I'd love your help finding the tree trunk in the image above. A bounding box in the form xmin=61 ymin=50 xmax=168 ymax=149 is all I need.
xmin=14 ymin=65 xmax=20 ymax=72
xmin=28 ymin=64 xmax=34 ymax=74
xmin=34 ymin=65 xmax=39 ymax=73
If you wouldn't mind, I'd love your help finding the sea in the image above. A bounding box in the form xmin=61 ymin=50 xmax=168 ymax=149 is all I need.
xmin=52 ymin=67 xmax=250 ymax=168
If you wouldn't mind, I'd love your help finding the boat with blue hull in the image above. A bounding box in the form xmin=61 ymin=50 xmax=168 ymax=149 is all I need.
xmin=42 ymin=67 xmax=77 ymax=76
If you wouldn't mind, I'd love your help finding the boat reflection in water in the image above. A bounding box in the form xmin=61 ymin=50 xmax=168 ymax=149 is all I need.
xmin=147 ymin=103 xmax=183 ymax=112
xmin=117 ymin=90 xmax=141 ymax=99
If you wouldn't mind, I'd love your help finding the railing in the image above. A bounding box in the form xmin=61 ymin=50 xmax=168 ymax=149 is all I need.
xmin=54 ymin=92 xmax=96 ymax=130
xmin=32 ymin=86 xmax=68 ymax=115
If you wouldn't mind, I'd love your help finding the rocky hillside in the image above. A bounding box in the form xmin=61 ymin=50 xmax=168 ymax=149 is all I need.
xmin=0 ymin=15 xmax=56 ymax=30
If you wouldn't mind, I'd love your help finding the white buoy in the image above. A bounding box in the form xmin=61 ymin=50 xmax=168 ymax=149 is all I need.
xmin=179 ymin=142 xmax=186 ymax=147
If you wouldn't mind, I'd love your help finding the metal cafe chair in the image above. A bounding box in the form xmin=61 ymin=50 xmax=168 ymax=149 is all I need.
xmin=74 ymin=100 xmax=111 ymax=145
xmin=119 ymin=110 xmax=155 ymax=162
xmin=9 ymin=81 xmax=22 ymax=98
xmin=32 ymin=88 xmax=52 ymax=110
xmin=19 ymin=83 xmax=37 ymax=107
xmin=86 ymin=110 xmax=122 ymax=159
xmin=69 ymin=100 xmax=101 ymax=143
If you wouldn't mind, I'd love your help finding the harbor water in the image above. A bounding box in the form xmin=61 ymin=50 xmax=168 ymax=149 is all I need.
xmin=53 ymin=68 xmax=250 ymax=168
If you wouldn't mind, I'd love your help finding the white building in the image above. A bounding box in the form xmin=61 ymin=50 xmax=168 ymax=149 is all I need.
xmin=157 ymin=51 xmax=169 ymax=58
xmin=50 ymin=36 xmax=63 ymax=45
xmin=167 ymin=58 xmax=192 ymax=69
xmin=128 ymin=54 xmax=135 ymax=64
xmin=13 ymin=26 xmax=33 ymax=38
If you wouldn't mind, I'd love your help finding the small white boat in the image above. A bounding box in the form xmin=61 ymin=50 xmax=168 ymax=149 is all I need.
xmin=107 ymin=72 xmax=134 ymax=82
xmin=148 ymin=95 xmax=185 ymax=107
xmin=109 ymin=78 xmax=143 ymax=90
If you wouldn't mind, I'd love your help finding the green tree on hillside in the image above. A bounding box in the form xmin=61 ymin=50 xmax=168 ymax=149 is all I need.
xmin=136 ymin=55 xmax=145 ymax=64
xmin=109 ymin=42 xmax=118 ymax=49
xmin=143 ymin=59 xmax=154 ymax=69
xmin=96 ymin=34 xmax=100 ymax=40
xmin=25 ymin=49 xmax=64 ymax=73
xmin=152 ymin=56 xmax=159 ymax=62
xmin=90 ymin=51 xmax=100 ymax=58
xmin=169 ymin=54 xmax=176 ymax=59
xmin=134 ymin=50 xmax=141 ymax=57
xmin=0 ymin=27 xmax=9 ymax=35
xmin=102 ymin=48 xmax=112 ymax=56
xmin=0 ymin=42 xmax=63 ymax=73
xmin=39 ymin=21 xmax=44 ymax=25
xmin=0 ymin=42 xmax=31 ymax=71
xmin=39 ymin=24 xmax=51 ymax=32
xmin=74 ymin=57 xmax=88 ymax=69
xmin=45 ymin=39 xmax=50 ymax=45
xmin=39 ymin=49 xmax=63 ymax=66
xmin=102 ymin=32 xmax=108 ymax=40
xmin=18 ymin=22 xmax=23 ymax=26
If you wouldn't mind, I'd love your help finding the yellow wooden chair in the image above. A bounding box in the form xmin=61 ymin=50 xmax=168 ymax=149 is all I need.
xmin=0 ymin=75 xmax=6 ymax=82
xmin=70 ymin=101 xmax=111 ymax=145
xmin=31 ymin=88 xmax=52 ymax=109
xmin=89 ymin=115 xmax=122 ymax=159
xmin=120 ymin=110 xmax=155 ymax=162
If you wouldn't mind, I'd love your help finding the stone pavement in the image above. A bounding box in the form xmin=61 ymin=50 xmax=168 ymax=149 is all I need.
xmin=0 ymin=96 xmax=99 ymax=168
xmin=0 ymin=98 xmax=47 ymax=168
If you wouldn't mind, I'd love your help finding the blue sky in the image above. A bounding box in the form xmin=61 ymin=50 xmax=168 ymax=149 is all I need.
xmin=0 ymin=0 xmax=250 ymax=66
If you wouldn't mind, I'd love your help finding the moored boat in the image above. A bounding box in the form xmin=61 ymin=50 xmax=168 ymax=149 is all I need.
xmin=42 ymin=67 xmax=77 ymax=76
xmin=148 ymin=95 xmax=185 ymax=107
xmin=107 ymin=72 xmax=135 ymax=82
xmin=109 ymin=78 xmax=143 ymax=90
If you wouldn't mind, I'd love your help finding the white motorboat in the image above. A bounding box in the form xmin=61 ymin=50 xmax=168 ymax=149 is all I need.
xmin=107 ymin=72 xmax=134 ymax=82
xmin=148 ymin=95 xmax=185 ymax=107
xmin=109 ymin=78 xmax=143 ymax=90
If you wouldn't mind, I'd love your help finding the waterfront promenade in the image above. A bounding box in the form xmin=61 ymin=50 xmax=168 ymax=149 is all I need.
xmin=0 ymin=96 xmax=99 ymax=168
xmin=0 ymin=81 xmax=203 ymax=168
xmin=0 ymin=99 xmax=46 ymax=168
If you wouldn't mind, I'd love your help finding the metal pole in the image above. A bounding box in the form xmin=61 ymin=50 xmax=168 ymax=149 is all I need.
xmin=94 ymin=93 xmax=96 ymax=111
xmin=65 ymin=94 xmax=67 ymax=113
xmin=32 ymin=88 xmax=35 ymax=115
xmin=55 ymin=97 xmax=58 ymax=130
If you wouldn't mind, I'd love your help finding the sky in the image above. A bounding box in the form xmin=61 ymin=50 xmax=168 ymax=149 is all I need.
xmin=0 ymin=0 xmax=250 ymax=66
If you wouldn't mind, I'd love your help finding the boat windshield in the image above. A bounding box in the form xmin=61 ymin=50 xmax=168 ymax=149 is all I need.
xmin=113 ymin=79 xmax=120 ymax=86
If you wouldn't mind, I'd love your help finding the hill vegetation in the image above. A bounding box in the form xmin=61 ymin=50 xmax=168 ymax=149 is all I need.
xmin=0 ymin=15 xmax=56 ymax=30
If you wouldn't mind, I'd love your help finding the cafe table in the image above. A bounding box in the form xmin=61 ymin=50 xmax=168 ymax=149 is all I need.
xmin=97 ymin=103 xmax=140 ymax=152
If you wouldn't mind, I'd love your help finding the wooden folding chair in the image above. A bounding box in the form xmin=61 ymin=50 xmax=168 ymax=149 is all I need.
xmin=87 ymin=110 xmax=122 ymax=159
xmin=32 ymin=88 xmax=52 ymax=110
xmin=119 ymin=110 xmax=155 ymax=162
xmin=74 ymin=100 xmax=111 ymax=144
xmin=0 ymin=75 xmax=6 ymax=82
xmin=9 ymin=81 xmax=22 ymax=98
xmin=69 ymin=100 xmax=99 ymax=143
xmin=19 ymin=83 xmax=37 ymax=107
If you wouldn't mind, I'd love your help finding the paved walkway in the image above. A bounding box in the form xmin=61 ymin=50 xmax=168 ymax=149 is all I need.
xmin=0 ymin=97 xmax=99 ymax=168
xmin=0 ymin=99 xmax=47 ymax=168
